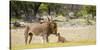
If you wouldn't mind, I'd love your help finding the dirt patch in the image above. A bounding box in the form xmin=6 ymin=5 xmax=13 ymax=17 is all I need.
xmin=11 ymin=25 xmax=96 ymax=49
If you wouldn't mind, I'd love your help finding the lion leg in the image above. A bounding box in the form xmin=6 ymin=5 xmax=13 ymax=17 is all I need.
xmin=29 ymin=32 xmax=33 ymax=44
xmin=25 ymin=34 xmax=28 ymax=45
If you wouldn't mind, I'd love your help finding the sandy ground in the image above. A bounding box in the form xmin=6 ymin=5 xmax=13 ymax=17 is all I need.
xmin=11 ymin=25 xmax=96 ymax=47
xmin=11 ymin=25 xmax=96 ymax=50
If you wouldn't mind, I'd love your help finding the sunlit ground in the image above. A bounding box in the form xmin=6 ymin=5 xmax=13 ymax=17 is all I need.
xmin=11 ymin=25 xmax=96 ymax=50
xmin=11 ymin=40 xmax=95 ymax=50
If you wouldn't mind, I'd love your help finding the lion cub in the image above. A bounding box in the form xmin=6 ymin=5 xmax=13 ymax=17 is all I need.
xmin=57 ymin=33 xmax=67 ymax=43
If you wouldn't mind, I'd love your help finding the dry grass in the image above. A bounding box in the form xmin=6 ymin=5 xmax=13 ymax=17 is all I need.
xmin=10 ymin=25 xmax=96 ymax=50
xmin=11 ymin=40 xmax=96 ymax=50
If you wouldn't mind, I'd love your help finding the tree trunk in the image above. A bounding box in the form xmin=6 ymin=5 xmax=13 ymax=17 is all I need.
xmin=34 ymin=3 xmax=41 ymax=19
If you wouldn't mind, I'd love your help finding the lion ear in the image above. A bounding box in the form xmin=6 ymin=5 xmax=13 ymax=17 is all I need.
xmin=47 ymin=16 xmax=50 ymax=22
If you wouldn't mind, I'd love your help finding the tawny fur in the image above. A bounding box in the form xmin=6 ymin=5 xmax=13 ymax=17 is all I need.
xmin=57 ymin=33 xmax=66 ymax=43
xmin=24 ymin=18 xmax=57 ymax=45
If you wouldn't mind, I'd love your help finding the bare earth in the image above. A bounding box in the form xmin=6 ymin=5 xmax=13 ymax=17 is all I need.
xmin=11 ymin=25 xmax=96 ymax=50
